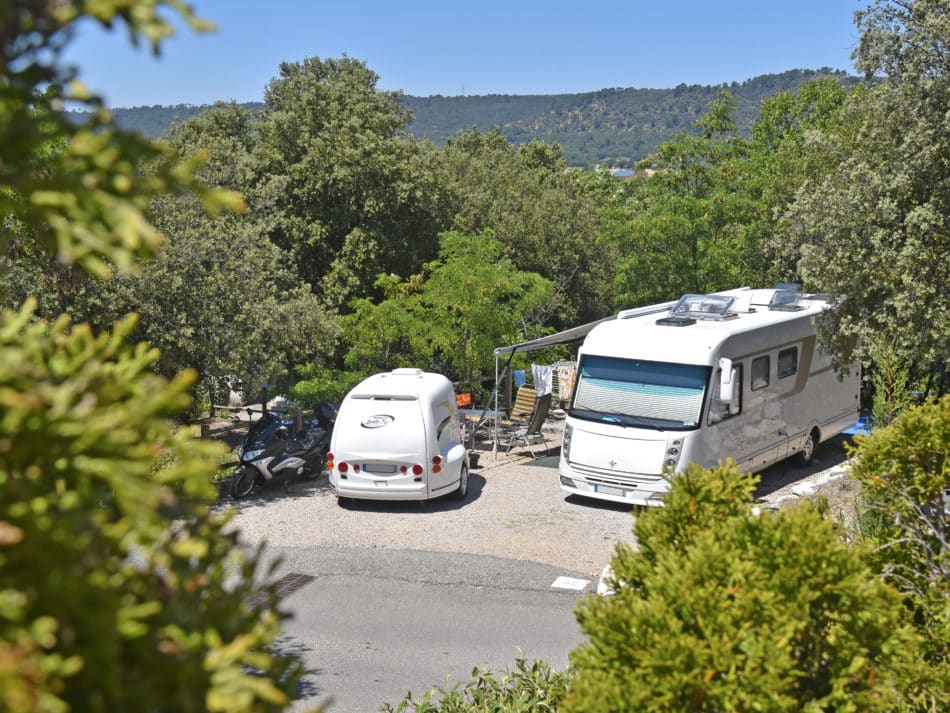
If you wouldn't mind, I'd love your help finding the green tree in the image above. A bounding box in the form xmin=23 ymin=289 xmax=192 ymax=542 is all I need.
xmin=747 ymin=78 xmax=855 ymax=279
xmin=566 ymin=463 xmax=932 ymax=712
xmin=607 ymin=90 xmax=767 ymax=308
xmin=851 ymin=396 xmax=950 ymax=677
xmin=0 ymin=3 xmax=242 ymax=279
xmin=87 ymin=201 xmax=340 ymax=403
xmin=426 ymin=128 xmax=615 ymax=325
xmin=250 ymin=55 xmax=441 ymax=308
xmin=343 ymin=231 xmax=555 ymax=384
xmin=0 ymin=2 xmax=315 ymax=710
xmin=776 ymin=0 xmax=950 ymax=391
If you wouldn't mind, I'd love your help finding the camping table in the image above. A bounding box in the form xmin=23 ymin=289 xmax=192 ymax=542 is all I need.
xmin=457 ymin=408 xmax=501 ymax=447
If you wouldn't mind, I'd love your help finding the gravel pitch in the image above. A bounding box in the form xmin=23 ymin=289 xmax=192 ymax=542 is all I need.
xmin=217 ymin=421 xmax=860 ymax=580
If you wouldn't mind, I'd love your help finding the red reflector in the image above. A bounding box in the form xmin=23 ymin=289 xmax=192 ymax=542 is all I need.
xmin=400 ymin=465 xmax=408 ymax=473
xmin=354 ymin=464 xmax=360 ymax=472
xmin=412 ymin=464 xmax=423 ymax=476
xmin=338 ymin=462 xmax=348 ymax=473
xmin=432 ymin=455 xmax=442 ymax=465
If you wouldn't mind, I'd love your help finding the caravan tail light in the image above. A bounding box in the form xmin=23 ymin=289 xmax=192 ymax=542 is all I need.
xmin=399 ymin=465 xmax=408 ymax=473
xmin=412 ymin=464 xmax=424 ymax=476
xmin=432 ymin=455 xmax=442 ymax=473
xmin=326 ymin=453 xmax=335 ymax=470
xmin=337 ymin=461 xmax=349 ymax=473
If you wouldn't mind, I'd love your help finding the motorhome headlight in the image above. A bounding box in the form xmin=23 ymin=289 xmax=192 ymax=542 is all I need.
xmin=664 ymin=438 xmax=683 ymax=468
xmin=562 ymin=423 xmax=573 ymax=460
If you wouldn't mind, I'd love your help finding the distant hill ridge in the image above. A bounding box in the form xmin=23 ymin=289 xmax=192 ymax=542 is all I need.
xmin=72 ymin=69 xmax=858 ymax=166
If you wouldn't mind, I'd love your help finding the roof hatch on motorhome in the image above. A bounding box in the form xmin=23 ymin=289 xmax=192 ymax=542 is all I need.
xmin=655 ymin=293 xmax=737 ymax=326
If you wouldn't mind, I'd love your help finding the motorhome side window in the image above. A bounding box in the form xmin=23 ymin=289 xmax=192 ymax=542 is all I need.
xmin=709 ymin=364 xmax=742 ymax=424
xmin=751 ymin=355 xmax=770 ymax=391
xmin=778 ymin=347 xmax=798 ymax=378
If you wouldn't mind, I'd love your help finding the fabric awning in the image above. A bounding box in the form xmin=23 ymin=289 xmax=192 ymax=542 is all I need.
xmin=493 ymin=316 xmax=615 ymax=356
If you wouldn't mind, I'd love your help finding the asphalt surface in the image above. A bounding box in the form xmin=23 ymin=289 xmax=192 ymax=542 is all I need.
xmin=261 ymin=546 xmax=592 ymax=713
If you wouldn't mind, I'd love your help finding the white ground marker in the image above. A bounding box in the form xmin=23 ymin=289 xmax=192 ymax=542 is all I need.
xmin=551 ymin=576 xmax=590 ymax=591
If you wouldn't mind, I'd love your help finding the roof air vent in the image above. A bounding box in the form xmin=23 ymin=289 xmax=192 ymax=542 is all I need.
xmin=656 ymin=294 xmax=737 ymax=325
xmin=768 ymin=290 xmax=805 ymax=311
xmin=655 ymin=315 xmax=696 ymax=327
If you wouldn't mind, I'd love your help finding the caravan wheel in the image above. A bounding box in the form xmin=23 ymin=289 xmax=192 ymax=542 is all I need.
xmin=451 ymin=466 xmax=469 ymax=501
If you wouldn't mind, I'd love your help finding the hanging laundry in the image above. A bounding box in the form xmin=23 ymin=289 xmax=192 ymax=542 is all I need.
xmin=531 ymin=363 xmax=554 ymax=396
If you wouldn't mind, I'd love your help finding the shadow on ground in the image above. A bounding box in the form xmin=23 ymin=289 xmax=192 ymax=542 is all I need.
xmin=753 ymin=434 xmax=854 ymax=500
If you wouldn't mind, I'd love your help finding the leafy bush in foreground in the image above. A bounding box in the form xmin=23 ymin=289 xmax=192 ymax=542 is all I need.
xmin=565 ymin=462 xmax=929 ymax=712
xmin=0 ymin=306 xmax=307 ymax=712
xmin=851 ymin=395 xmax=950 ymax=683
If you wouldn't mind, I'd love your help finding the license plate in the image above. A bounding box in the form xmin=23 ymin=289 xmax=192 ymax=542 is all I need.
xmin=363 ymin=463 xmax=396 ymax=474
xmin=593 ymin=484 xmax=624 ymax=497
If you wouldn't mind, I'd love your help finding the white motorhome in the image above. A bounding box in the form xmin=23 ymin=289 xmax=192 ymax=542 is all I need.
xmin=328 ymin=369 xmax=469 ymax=502
xmin=559 ymin=287 xmax=861 ymax=506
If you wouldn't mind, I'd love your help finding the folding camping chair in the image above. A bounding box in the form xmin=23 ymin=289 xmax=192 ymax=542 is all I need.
xmin=504 ymin=392 xmax=552 ymax=457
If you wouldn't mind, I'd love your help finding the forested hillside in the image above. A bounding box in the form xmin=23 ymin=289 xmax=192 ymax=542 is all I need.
xmin=68 ymin=68 xmax=857 ymax=166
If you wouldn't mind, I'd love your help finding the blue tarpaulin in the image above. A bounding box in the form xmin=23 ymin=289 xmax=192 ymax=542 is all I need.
xmin=843 ymin=414 xmax=874 ymax=436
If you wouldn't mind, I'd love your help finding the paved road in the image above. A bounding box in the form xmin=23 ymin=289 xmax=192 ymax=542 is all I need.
xmin=262 ymin=546 xmax=592 ymax=713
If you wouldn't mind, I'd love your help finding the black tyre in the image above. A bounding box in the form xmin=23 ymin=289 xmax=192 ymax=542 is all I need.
xmin=303 ymin=453 xmax=326 ymax=480
xmin=230 ymin=466 xmax=257 ymax=499
xmin=452 ymin=466 xmax=469 ymax=500
xmin=797 ymin=429 xmax=819 ymax=466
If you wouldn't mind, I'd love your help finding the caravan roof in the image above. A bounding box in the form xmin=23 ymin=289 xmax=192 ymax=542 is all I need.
xmin=582 ymin=288 xmax=829 ymax=366
xmin=345 ymin=368 xmax=451 ymax=402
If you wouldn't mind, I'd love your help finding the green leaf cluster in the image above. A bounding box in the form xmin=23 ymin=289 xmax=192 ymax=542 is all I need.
xmin=1 ymin=3 xmax=318 ymax=711
xmin=775 ymin=0 xmax=950 ymax=389
xmin=290 ymin=368 xmax=365 ymax=408
xmin=382 ymin=658 xmax=572 ymax=713
xmin=566 ymin=462 xmax=928 ymax=712
xmin=0 ymin=2 xmax=242 ymax=279
xmin=0 ymin=304 xmax=303 ymax=712
xmin=606 ymin=90 xmax=770 ymax=308
xmin=342 ymin=230 xmax=555 ymax=383
xmin=851 ymin=395 xmax=950 ymax=675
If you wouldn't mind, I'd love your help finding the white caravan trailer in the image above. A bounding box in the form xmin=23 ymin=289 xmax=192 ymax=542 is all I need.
xmin=559 ymin=287 xmax=861 ymax=506
xmin=328 ymin=369 xmax=469 ymax=502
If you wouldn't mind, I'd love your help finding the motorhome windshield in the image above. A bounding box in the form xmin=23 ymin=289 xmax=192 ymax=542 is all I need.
xmin=570 ymin=355 xmax=710 ymax=430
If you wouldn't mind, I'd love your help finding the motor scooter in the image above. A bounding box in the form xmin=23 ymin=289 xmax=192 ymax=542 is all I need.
xmin=230 ymin=400 xmax=338 ymax=498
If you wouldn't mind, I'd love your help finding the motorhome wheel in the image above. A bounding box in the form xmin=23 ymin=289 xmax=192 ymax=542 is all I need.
xmin=797 ymin=429 xmax=819 ymax=466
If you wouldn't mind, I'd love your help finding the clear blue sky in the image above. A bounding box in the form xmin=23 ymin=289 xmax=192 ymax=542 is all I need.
xmin=63 ymin=0 xmax=865 ymax=108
